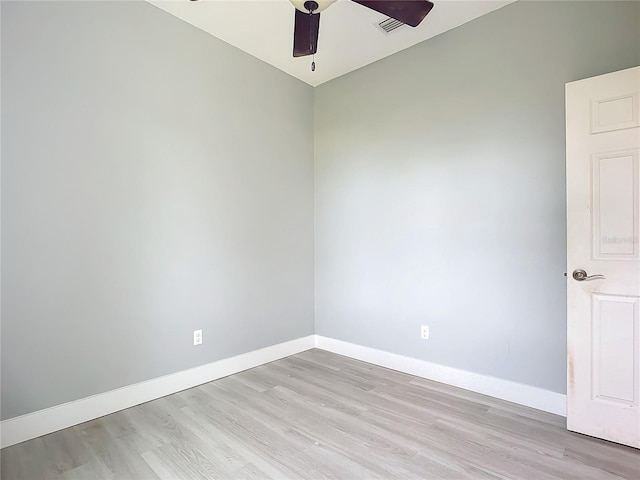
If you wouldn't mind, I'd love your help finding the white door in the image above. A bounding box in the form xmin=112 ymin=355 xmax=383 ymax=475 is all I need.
xmin=566 ymin=66 xmax=640 ymax=448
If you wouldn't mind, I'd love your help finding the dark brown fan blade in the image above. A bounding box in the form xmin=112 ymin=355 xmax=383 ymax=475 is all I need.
xmin=352 ymin=0 xmax=433 ymax=27
xmin=293 ymin=9 xmax=320 ymax=57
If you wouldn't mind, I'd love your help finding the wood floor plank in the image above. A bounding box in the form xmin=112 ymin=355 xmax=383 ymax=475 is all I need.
xmin=75 ymin=420 xmax=161 ymax=480
xmin=59 ymin=457 xmax=114 ymax=480
xmin=141 ymin=440 xmax=225 ymax=480
xmin=212 ymin=378 xmax=408 ymax=478
xmin=176 ymin=391 xmax=309 ymax=478
xmin=0 ymin=437 xmax=58 ymax=480
xmin=100 ymin=408 xmax=166 ymax=454
xmin=190 ymin=384 xmax=353 ymax=479
xmin=2 ymin=349 xmax=639 ymax=479
xmin=179 ymin=405 xmax=293 ymax=480
xmin=151 ymin=396 xmax=272 ymax=478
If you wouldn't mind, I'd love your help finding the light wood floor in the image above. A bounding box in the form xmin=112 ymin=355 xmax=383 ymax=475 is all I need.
xmin=1 ymin=349 xmax=638 ymax=479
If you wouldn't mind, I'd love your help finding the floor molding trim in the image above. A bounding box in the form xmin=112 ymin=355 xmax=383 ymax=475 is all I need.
xmin=0 ymin=335 xmax=315 ymax=448
xmin=314 ymin=335 xmax=567 ymax=417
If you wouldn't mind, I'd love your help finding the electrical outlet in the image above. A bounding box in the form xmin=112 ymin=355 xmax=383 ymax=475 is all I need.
xmin=193 ymin=329 xmax=202 ymax=346
xmin=420 ymin=325 xmax=430 ymax=340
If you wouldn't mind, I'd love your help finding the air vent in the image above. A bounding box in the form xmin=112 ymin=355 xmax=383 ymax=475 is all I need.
xmin=376 ymin=17 xmax=405 ymax=34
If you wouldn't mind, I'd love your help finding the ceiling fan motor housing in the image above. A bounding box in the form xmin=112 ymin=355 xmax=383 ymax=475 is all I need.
xmin=289 ymin=0 xmax=337 ymax=14
xmin=304 ymin=1 xmax=319 ymax=12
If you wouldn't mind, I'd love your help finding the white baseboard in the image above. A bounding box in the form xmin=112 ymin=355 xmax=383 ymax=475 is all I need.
xmin=0 ymin=335 xmax=315 ymax=448
xmin=314 ymin=336 xmax=567 ymax=417
xmin=1 ymin=334 xmax=566 ymax=448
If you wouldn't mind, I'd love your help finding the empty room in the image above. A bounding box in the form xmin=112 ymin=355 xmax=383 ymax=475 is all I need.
xmin=1 ymin=0 xmax=639 ymax=478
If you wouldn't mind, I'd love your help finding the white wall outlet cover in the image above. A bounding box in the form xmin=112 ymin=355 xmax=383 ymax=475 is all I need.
xmin=193 ymin=329 xmax=203 ymax=346
xmin=421 ymin=325 xmax=430 ymax=340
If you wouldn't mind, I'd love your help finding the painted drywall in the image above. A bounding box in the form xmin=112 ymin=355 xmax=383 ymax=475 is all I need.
xmin=314 ymin=1 xmax=640 ymax=395
xmin=1 ymin=0 xmax=314 ymax=420
xmin=3 ymin=0 xmax=638 ymax=422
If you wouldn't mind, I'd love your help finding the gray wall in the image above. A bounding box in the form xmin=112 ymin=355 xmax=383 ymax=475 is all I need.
xmin=314 ymin=1 xmax=640 ymax=394
xmin=3 ymin=0 xmax=639 ymax=422
xmin=1 ymin=1 xmax=314 ymax=420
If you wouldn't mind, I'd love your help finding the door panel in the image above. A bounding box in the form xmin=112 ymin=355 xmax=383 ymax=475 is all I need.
xmin=591 ymin=92 xmax=639 ymax=133
xmin=566 ymin=66 xmax=640 ymax=448
xmin=592 ymin=150 xmax=639 ymax=259
xmin=591 ymin=294 xmax=638 ymax=405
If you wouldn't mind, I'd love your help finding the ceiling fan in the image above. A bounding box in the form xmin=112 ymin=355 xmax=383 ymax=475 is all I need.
xmin=188 ymin=0 xmax=434 ymax=61
xmin=289 ymin=1 xmax=434 ymax=58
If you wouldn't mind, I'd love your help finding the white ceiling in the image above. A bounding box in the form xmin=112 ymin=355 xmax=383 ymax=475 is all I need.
xmin=149 ymin=0 xmax=514 ymax=86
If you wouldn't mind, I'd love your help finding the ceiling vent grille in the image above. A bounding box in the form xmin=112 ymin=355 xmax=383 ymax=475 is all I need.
xmin=376 ymin=17 xmax=405 ymax=34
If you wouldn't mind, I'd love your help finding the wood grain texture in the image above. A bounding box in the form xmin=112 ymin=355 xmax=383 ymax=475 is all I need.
xmin=1 ymin=349 xmax=638 ymax=479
